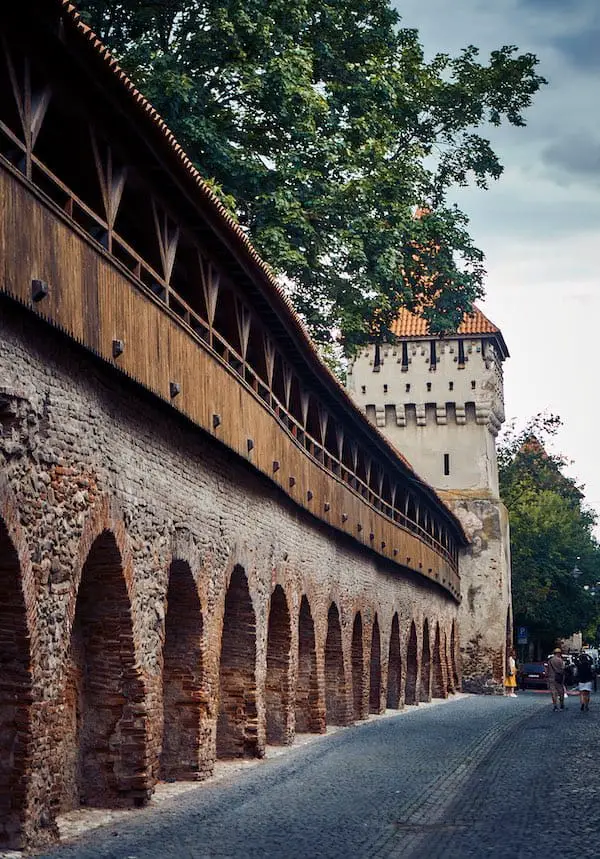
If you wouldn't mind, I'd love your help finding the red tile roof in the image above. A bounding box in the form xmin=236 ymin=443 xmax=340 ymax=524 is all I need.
xmin=391 ymin=307 xmax=508 ymax=356
xmin=391 ymin=306 xmax=497 ymax=337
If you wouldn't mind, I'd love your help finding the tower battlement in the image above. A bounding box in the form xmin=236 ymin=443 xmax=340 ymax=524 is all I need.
xmin=348 ymin=332 xmax=506 ymax=496
xmin=346 ymin=307 xmax=513 ymax=694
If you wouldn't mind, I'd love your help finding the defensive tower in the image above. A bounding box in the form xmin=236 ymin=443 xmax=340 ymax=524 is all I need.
xmin=347 ymin=307 xmax=513 ymax=693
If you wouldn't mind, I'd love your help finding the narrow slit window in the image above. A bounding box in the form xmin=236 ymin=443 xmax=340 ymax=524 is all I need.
xmin=443 ymin=453 xmax=450 ymax=476
xmin=430 ymin=340 xmax=437 ymax=369
xmin=449 ymin=381 xmax=454 ymax=391
xmin=458 ymin=340 xmax=465 ymax=366
xmin=405 ymin=383 xmax=411 ymax=393
xmin=373 ymin=343 xmax=381 ymax=371
xmin=401 ymin=342 xmax=409 ymax=370
xmin=426 ymin=382 xmax=432 ymax=392
xmin=471 ymin=380 xmax=476 ymax=390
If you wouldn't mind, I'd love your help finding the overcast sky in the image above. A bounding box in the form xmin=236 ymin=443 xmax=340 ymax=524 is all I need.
xmin=394 ymin=0 xmax=600 ymax=525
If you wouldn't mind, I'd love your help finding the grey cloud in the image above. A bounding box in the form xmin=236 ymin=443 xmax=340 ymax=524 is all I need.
xmin=543 ymin=134 xmax=600 ymax=181
xmin=518 ymin=0 xmax=585 ymax=7
xmin=553 ymin=28 xmax=600 ymax=70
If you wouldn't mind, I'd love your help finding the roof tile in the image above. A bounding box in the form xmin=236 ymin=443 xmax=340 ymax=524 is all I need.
xmin=390 ymin=306 xmax=500 ymax=339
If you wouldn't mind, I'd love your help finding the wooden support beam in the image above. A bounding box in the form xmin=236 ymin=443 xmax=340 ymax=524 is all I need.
xmin=91 ymin=128 xmax=127 ymax=233
xmin=3 ymin=45 xmax=51 ymax=177
xmin=317 ymin=404 xmax=328 ymax=445
xmin=152 ymin=198 xmax=179 ymax=285
xmin=300 ymin=388 xmax=310 ymax=430
xmin=282 ymin=362 xmax=293 ymax=411
xmin=199 ymin=254 xmax=220 ymax=328
xmin=234 ymin=297 xmax=252 ymax=360
xmin=335 ymin=425 xmax=344 ymax=461
xmin=263 ymin=336 xmax=276 ymax=389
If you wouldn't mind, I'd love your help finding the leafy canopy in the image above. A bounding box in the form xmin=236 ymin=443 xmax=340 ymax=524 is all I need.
xmin=499 ymin=414 xmax=600 ymax=648
xmin=76 ymin=0 xmax=546 ymax=353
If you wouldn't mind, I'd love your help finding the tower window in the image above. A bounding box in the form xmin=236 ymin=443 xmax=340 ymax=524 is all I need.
xmin=449 ymin=381 xmax=454 ymax=391
xmin=458 ymin=341 xmax=465 ymax=367
xmin=471 ymin=380 xmax=476 ymax=390
xmin=426 ymin=382 xmax=432 ymax=392
xmin=361 ymin=385 xmax=366 ymax=394
xmin=383 ymin=384 xmax=388 ymax=394
xmin=373 ymin=343 xmax=381 ymax=371
xmin=443 ymin=453 xmax=450 ymax=476
xmin=429 ymin=340 xmax=437 ymax=370
xmin=405 ymin=383 xmax=411 ymax=393
xmin=401 ymin=342 xmax=409 ymax=370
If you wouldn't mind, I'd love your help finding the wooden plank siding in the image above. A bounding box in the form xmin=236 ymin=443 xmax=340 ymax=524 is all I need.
xmin=0 ymin=161 xmax=461 ymax=598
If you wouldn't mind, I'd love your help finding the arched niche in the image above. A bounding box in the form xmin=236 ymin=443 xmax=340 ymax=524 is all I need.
xmin=265 ymin=585 xmax=292 ymax=745
xmin=216 ymin=566 xmax=258 ymax=758
xmin=161 ymin=559 xmax=205 ymax=779
xmin=386 ymin=613 xmax=402 ymax=710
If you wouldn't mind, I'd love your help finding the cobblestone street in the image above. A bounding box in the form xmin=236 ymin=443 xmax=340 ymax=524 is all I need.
xmin=20 ymin=691 xmax=598 ymax=859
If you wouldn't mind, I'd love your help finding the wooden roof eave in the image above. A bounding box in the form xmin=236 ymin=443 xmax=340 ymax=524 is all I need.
xmin=48 ymin=0 xmax=469 ymax=547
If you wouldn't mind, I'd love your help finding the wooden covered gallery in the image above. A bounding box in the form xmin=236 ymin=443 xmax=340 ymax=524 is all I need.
xmin=0 ymin=0 xmax=468 ymax=848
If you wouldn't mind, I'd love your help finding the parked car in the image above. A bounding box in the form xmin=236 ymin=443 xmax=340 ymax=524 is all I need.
xmin=518 ymin=661 xmax=548 ymax=690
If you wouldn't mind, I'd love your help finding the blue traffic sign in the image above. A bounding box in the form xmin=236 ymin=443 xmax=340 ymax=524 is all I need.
xmin=517 ymin=626 xmax=528 ymax=644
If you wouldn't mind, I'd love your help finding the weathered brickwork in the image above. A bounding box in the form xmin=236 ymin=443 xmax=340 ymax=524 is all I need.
xmin=0 ymin=302 xmax=460 ymax=849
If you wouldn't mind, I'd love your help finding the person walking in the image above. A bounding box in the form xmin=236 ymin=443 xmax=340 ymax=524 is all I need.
xmin=547 ymin=647 xmax=565 ymax=711
xmin=576 ymin=651 xmax=594 ymax=711
xmin=505 ymin=649 xmax=518 ymax=697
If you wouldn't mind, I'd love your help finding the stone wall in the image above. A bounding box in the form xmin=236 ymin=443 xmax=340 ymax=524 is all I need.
xmin=445 ymin=493 xmax=512 ymax=694
xmin=0 ymin=301 xmax=459 ymax=849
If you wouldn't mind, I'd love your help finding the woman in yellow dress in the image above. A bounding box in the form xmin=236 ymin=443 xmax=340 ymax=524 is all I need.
xmin=505 ymin=649 xmax=518 ymax=697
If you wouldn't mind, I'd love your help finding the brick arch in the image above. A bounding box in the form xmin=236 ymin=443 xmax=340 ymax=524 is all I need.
xmin=64 ymin=495 xmax=138 ymax=649
xmin=217 ymin=564 xmax=259 ymax=758
xmin=444 ymin=630 xmax=455 ymax=694
xmin=421 ymin=619 xmax=432 ymax=703
xmin=369 ymin=614 xmax=382 ymax=714
xmin=324 ymin=602 xmax=348 ymax=726
xmin=60 ymin=528 xmax=150 ymax=811
xmin=160 ymin=559 xmax=205 ymax=780
xmin=405 ymin=621 xmax=418 ymax=705
xmin=450 ymin=620 xmax=459 ymax=690
xmin=295 ymin=595 xmax=322 ymax=734
xmin=0 ymin=507 xmax=35 ymax=849
xmin=431 ymin=622 xmax=446 ymax=699
xmin=351 ymin=612 xmax=365 ymax=720
xmin=265 ymin=584 xmax=292 ymax=744
xmin=386 ymin=613 xmax=402 ymax=710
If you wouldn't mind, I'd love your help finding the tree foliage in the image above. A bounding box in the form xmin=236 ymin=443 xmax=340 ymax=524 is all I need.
xmin=75 ymin=0 xmax=546 ymax=352
xmin=499 ymin=414 xmax=600 ymax=649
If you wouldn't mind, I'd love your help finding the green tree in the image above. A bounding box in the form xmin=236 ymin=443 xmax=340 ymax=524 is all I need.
xmin=499 ymin=415 xmax=600 ymax=652
xmin=75 ymin=0 xmax=545 ymax=352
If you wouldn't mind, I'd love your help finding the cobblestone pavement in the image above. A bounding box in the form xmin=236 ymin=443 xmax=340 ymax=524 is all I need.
xmin=30 ymin=691 xmax=600 ymax=859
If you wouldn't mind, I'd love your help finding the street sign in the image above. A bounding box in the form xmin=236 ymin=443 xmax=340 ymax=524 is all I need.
xmin=517 ymin=626 xmax=528 ymax=644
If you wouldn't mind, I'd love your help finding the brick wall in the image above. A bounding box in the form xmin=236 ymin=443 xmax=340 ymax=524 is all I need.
xmin=0 ymin=301 xmax=459 ymax=849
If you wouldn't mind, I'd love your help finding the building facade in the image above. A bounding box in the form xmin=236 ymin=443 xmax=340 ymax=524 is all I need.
xmin=348 ymin=308 xmax=513 ymax=693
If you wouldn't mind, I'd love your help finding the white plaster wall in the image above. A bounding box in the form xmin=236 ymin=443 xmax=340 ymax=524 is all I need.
xmin=347 ymin=338 xmax=504 ymax=496
xmin=377 ymin=415 xmax=497 ymax=493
